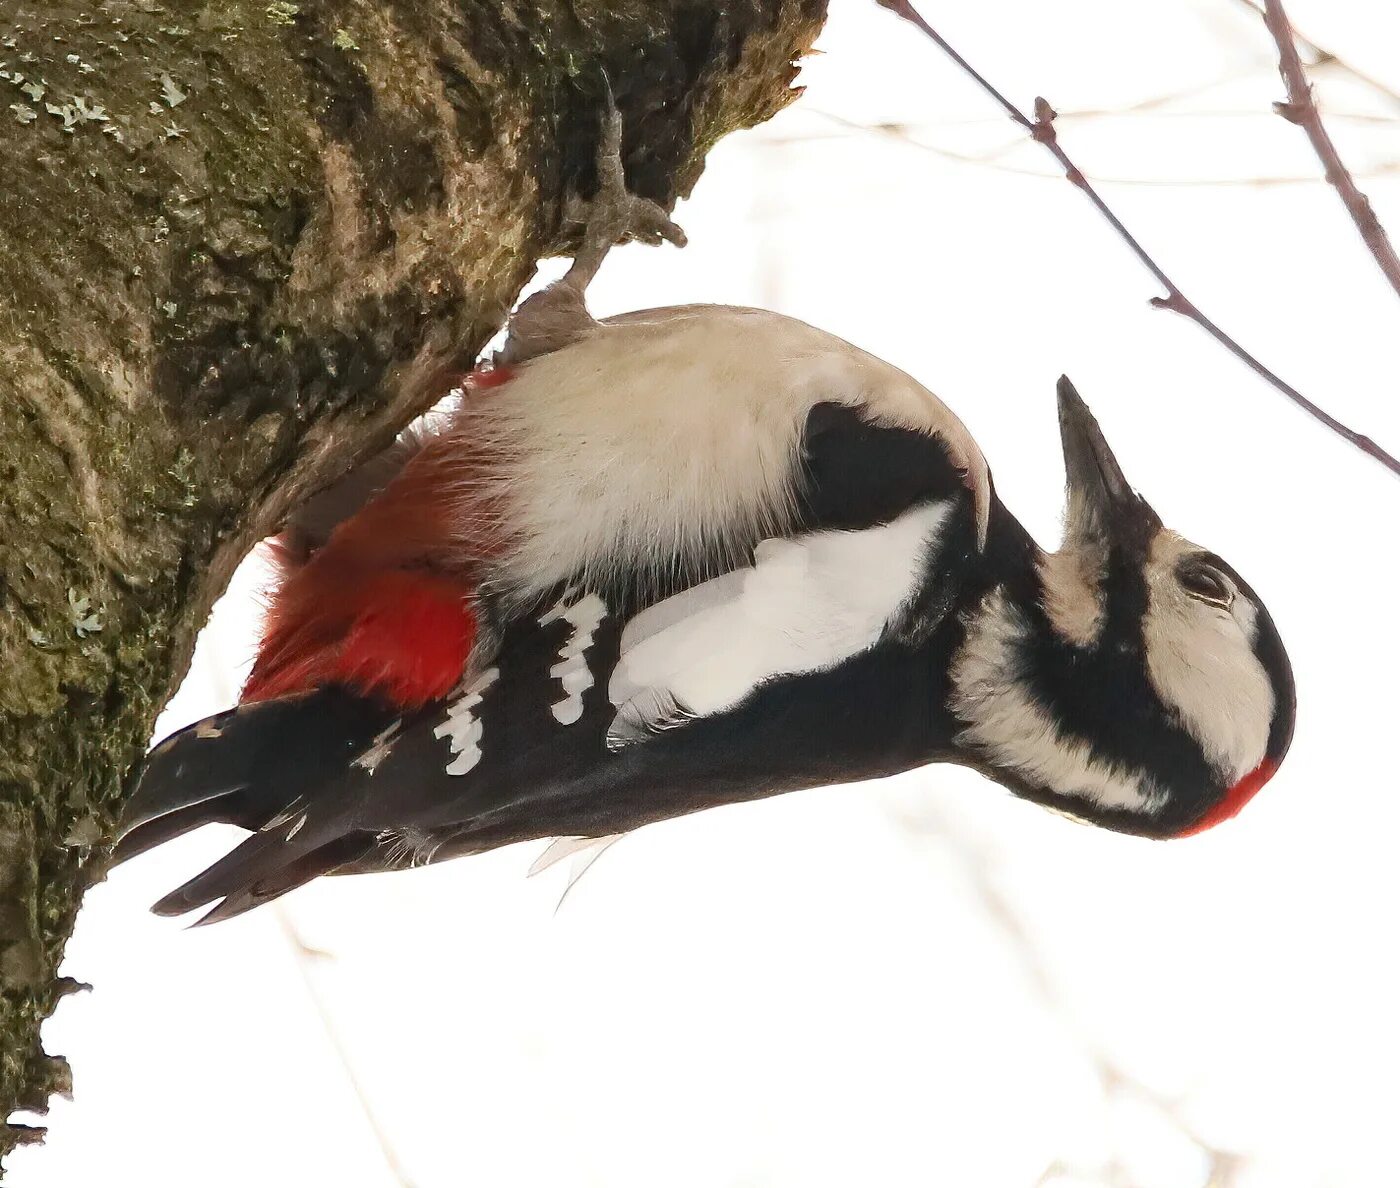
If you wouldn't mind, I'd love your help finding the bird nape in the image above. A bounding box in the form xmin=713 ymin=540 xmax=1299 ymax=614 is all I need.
xmin=114 ymin=103 xmax=1296 ymax=926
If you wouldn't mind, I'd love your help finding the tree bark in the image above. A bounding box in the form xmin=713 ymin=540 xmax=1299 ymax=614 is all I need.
xmin=0 ymin=0 xmax=824 ymax=1160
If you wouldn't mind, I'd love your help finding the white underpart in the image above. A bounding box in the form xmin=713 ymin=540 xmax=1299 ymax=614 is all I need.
xmin=451 ymin=306 xmax=989 ymax=603
xmin=950 ymin=589 xmax=1166 ymax=812
xmin=540 ymin=593 xmax=608 ymax=725
xmin=1142 ymin=533 xmax=1272 ymax=781
xmin=608 ymin=500 xmax=953 ymax=746
xmin=433 ymin=667 xmax=499 ymax=776
xmin=352 ymin=718 xmax=402 ymax=775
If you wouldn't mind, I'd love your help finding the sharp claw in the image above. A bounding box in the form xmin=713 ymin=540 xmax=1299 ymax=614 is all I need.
xmin=623 ymin=195 xmax=687 ymax=248
xmin=500 ymin=79 xmax=686 ymax=366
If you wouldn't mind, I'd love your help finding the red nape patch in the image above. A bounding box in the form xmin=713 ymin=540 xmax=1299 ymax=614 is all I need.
xmin=243 ymin=570 xmax=475 ymax=709
xmin=1176 ymin=760 xmax=1280 ymax=837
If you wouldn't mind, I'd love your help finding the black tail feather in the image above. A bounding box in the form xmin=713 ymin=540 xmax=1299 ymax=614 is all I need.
xmin=151 ymin=829 xmax=287 ymax=917
xmin=187 ymin=834 xmax=377 ymax=926
xmin=118 ymin=688 xmax=395 ymax=860
xmin=121 ymin=696 xmax=312 ymax=839
xmin=151 ymin=817 xmax=369 ymax=917
xmin=111 ymin=792 xmax=248 ymax=864
xmin=119 ymin=686 xmax=400 ymax=920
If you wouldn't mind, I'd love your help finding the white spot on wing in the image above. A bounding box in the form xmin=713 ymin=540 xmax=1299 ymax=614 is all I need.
xmin=537 ymin=586 xmax=579 ymax=626
xmin=542 ymin=593 xmax=607 ymax=725
xmin=433 ymin=667 xmax=499 ymax=776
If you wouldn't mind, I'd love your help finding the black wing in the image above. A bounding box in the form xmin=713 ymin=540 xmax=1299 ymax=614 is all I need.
xmin=119 ymin=404 xmax=980 ymax=922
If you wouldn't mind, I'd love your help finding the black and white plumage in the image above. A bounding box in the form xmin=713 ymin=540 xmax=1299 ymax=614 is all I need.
xmin=116 ymin=116 xmax=1295 ymax=923
xmin=118 ymin=346 xmax=1294 ymax=924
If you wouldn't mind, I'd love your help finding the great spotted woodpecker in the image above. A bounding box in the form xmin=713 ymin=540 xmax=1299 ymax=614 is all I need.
xmin=117 ymin=104 xmax=1295 ymax=924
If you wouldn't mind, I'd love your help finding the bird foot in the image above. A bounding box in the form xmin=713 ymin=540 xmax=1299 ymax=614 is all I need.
xmin=559 ymin=96 xmax=688 ymax=287
xmin=498 ymin=90 xmax=686 ymax=366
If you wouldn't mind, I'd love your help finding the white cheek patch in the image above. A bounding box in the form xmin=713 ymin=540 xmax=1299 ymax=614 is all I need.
xmin=1232 ymin=592 xmax=1260 ymax=645
xmin=1142 ymin=534 xmax=1272 ymax=783
xmin=950 ymin=590 xmax=1165 ymax=812
xmin=541 ymin=593 xmax=608 ymax=726
xmin=433 ymin=667 xmax=499 ymax=776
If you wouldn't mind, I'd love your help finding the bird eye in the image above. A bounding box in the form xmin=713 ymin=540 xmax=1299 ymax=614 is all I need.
xmin=1178 ymin=561 xmax=1233 ymax=608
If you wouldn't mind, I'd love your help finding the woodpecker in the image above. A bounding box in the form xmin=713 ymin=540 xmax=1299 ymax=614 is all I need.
xmin=117 ymin=104 xmax=1295 ymax=924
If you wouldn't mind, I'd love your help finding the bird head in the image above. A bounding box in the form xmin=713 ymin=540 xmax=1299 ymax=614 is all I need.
xmin=950 ymin=377 xmax=1295 ymax=838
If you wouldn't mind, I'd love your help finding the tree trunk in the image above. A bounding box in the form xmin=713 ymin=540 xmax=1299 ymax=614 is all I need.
xmin=0 ymin=0 xmax=824 ymax=1160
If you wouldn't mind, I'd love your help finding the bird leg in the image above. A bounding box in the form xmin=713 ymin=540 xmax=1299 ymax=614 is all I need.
xmin=498 ymin=91 xmax=687 ymax=365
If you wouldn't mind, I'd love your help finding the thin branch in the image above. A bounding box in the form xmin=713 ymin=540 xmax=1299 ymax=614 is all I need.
xmin=822 ymin=106 xmax=1400 ymax=130
xmin=1227 ymin=0 xmax=1400 ymax=108
xmin=1260 ymin=0 xmax=1400 ymax=303
xmin=803 ymin=109 xmax=1400 ymax=189
xmin=873 ymin=0 xmax=1400 ymax=479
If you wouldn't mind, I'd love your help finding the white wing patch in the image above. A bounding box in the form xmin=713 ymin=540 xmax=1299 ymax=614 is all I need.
xmin=433 ymin=667 xmax=499 ymax=776
xmin=607 ymin=500 xmax=953 ymax=747
xmin=540 ymin=593 xmax=608 ymax=725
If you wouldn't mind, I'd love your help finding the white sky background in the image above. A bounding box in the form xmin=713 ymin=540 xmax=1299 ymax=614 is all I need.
xmin=13 ymin=1 xmax=1400 ymax=1184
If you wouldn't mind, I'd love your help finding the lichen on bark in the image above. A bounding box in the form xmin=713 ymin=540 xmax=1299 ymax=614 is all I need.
xmin=0 ymin=0 xmax=825 ymax=1163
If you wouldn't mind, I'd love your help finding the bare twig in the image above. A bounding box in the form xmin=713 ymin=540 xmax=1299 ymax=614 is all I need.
xmin=827 ymin=106 xmax=1400 ymax=130
xmin=1260 ymin=0 xmax=1400 ymax=302
xmin=804 ymin=109 xmax=1400 ymax=189
xmin=873 ymin=0 xmax=1400 ymax=479
xmin=1227 ymin=0 xmax=1400 ymax=107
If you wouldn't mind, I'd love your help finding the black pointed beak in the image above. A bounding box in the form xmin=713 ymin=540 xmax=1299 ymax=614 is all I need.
xmin=1056 ymin=376 xmax=1160 ymax=545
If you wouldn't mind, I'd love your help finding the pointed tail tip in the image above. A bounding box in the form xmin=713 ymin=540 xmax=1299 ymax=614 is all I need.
xmin=151 ymin=887 xmax=208 ymax=919
xmin=111 ymin=796 xmax=243 ymax=868
xmin=186 ymin=893 xmax=262 ymax=928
